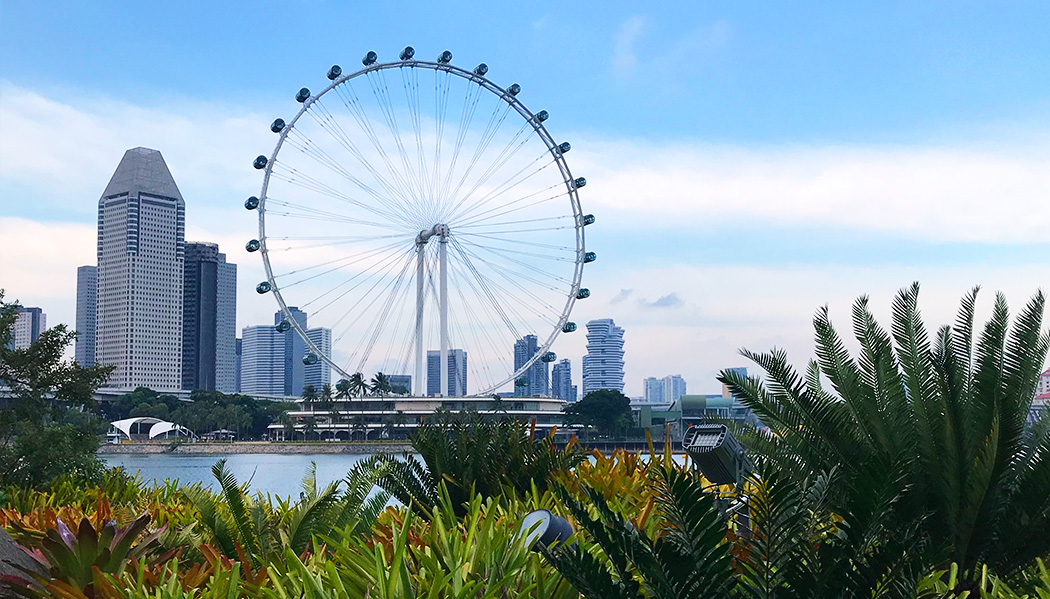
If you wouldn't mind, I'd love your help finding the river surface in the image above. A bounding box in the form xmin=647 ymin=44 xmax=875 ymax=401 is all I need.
xmin=102 ymin=453 xmax=387 ymax=499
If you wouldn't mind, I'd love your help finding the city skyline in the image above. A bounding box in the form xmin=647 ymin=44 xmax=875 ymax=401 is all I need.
xmin=3 ymin=3 xmax=1048 ymax=394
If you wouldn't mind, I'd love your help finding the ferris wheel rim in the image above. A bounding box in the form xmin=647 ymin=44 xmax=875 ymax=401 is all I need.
xmin=255 ymin=54 xmax=586 ymax=396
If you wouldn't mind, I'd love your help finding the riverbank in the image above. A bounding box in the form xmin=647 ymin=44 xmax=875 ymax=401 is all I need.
xmin=97 ymin=441 xmax=414 ymax=455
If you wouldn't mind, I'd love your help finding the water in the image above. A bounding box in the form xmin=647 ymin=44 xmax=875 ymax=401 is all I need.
xmin=102 ymin=453 xmax=384 ymax=499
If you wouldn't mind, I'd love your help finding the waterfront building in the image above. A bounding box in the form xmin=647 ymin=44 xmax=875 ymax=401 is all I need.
xmin=1038 ymin=368 xmax=1050 ymax=397
xmin=388 ymin=374 xmax=412 ymax=394
xmin=551 ymin=359 xmax=573 ymax=402
xmin=96 ymin=147 xmax=185 ymax=390
xmin=581 ymin=318 xmax=625 ymax=395
xmin=11 ymin=307 xmax=46 ymax=349
xmin=304 ymin=327 xmax=332 ymax=390
xmin=182 ymin=242 xmax=237 ymax=392
xmin=513 ymin=334 xmax=548 ymax=396
xmin=427 ymin=349 xmax=467 ymax=396
xmin=643 ymin=377 xmax=664 ymax=403
xmin=75 ymin=265 xmax=97 ymax=366
xmin=239 ymin=325 xmax=285 ymax=395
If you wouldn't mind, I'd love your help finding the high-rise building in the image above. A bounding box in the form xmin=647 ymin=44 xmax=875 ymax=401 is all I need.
xmin=551 ymin=359 xmax=573 ymax=402
xmin=513 ymin=334 xmax=548 ymax=396
xmin=182 ymin=242 xmax=237 ymax=392
xmin=721 ymin=367 xmax=748 ymax=398
xmin=427 ymin=349 xmax=467 ymax=396
xmin=278 ymin=307 xmax=307 ymax=396
xmin=305 ymin=327 xmax=332 ymax=390
xmin=582 ymin=318 xmax=625 ymax=396
xmin=235 ymin=338 xmax=242 ymax=393
xmin=240 ymin=325 xmax=285 ymax=395
xmin=75 ymin=266 xmax=97 ymax=366
xmin=663 ymin=375 xmax=687 ymax=403
xmin=643 ymin=377 xmax=664 ymax=403
xmin=96 ymin=147 xmax=185 ymax=389
xmin=388 ymin=374 xmax=412 ymax=394
xmin=11 ymin=307 xmax=46 ymax=349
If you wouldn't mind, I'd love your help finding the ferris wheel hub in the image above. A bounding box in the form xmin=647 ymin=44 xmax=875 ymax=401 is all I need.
xmin=415 ymin=223 xmax=450 ymax=246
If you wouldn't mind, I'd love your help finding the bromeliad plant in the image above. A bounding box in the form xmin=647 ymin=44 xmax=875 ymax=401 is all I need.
xmin=1 ymin=514 xmax=170 ymax=598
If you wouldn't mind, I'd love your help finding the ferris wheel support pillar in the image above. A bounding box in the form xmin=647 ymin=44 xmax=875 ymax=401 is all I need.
xmin=438 ymin=227 xmax=450 ymax=397
xmin=414 ymin=244 xmax=425 ymax=396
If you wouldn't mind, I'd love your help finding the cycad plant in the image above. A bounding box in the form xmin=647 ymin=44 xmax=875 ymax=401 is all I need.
xmin=720 ymin=283 xmax=1050 ymax=585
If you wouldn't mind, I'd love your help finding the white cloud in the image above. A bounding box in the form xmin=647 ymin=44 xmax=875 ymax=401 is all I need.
xmin=613 ymin=16 xmax=647 ymax=76
xmin=572 ymin=138 xmax=1050 ymax=243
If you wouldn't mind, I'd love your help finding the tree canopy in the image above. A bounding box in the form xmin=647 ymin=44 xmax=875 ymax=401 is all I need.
xmin=563 ymin=388 xmax=632 ymax=434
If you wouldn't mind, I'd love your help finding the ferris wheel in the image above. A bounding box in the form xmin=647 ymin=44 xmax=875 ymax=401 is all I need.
xmin=245 ymin=47 xmax=594 ymax=397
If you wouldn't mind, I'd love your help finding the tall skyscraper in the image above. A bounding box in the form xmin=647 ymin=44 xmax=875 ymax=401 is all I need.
xmin=10 ymin=307 xmax=46 ymax=349
xmin=278 ymin=307 xmax=307 ymax=396
xmin=427 ymin=349 xmax=467 ymax=396
xmin=235 ymin=338 xmax=242 ymax=393
xmin=551 ymin=359 xmax=574 ymax=402
xmin=75 ymin=266 xmax=97 ymax=366
xmin=643 ymin=377 xmax=665 ymax=403
xmin=304 ymin=327 xmax=332 ymax=390
xmin=96 ymin=147 xmax=185 ymax=389
xmin=513 ymin=334 xmax=548 ymax=396
xmin=582 ymin=318 xmax=625 ymax=396
xmin=182 ymin=242 xmax=237 ymax=392
xmin=663 ymin=375 xmax=687 ymax=403
xmin=240 ymin=325 xmax=285 ymax=395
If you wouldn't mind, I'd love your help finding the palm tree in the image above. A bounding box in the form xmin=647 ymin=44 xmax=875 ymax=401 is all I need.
xmin=335 ymin=378 xmax=352 ymax=400
xmin=350 ymin=415 xmax=367 ymax=440
xmin=301 ymin=384 xmax=317 ymax=412
xmin=371 ymin=372 xmax=391 ymax=397
xmin=348 ymin=372 xmax=367 ymax=398
xmin=320 ymin=383 xmax=334 ymax=407
xmin=720 ymin=283 xmax=1050 ymax=584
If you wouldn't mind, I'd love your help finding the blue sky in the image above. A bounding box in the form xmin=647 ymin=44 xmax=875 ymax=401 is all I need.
xmin=2 ymin=1 xmax=1048 ymax=394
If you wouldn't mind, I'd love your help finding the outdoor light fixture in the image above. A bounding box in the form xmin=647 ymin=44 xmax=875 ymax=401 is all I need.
xmin=518 ymin=509 xmax=574 ymax=551
xmin=683 ymin=424 xmax=754 ymax=487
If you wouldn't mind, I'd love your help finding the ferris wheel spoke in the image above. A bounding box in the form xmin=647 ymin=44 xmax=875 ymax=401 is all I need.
xmin=342 ymin=249 xmax=417 ymax=373
xmin=435 ymin=78 xmax=484 ymax=215
xmin=445 ymin=155 xmax=559 ymax=226
xmin=454 ymin=225 xmax=575 ymax=236
xmin=455 ymin=214 xmax=573 ymax=229
xmin=447 ymin=263 xmax=507 ymax=385
xmin=443 ymin=121 xmax=534 ymax=223
xmin=444 ymin=265 xmax=509 ymax=390
xmin=455 ymin=232 xmax=576 ymax=253
xmin=446 ymin=240 xmax=522 ymax=340
xmin=305 ymin=99 xmax=422 ymax=220
xmin=266 ymin=232 xmax=414 ymax=253
xmin=265 ymin=197 xmax=404 ymax=230
xmin=450 ymin=239 xmax=563 ymax=328
xmin=273 ymin=238 xmax=410 ymax=288
xmin=328 ymin=247 xmax=417 ymax=336
xmin=367 ymin=71 xmax=428 ymax=212
xmin=455 ymin=237 xmax=574 ymax=284
xmin=303 ymin=245 xmax=415 ymax=314
xmin=455 ymin=189 xmax=568 ymax=229
xmin=438 ymin=100 xmax=516 ymax=220
xmin=334 ymin=82 xmax=428 ymax=221
xmin=401 ymin=67 xmax=432 ymax=216
xmin=431 ymin=69 xmax=453 ymax=221
xmin=269 ymin=164 xmax=405 ymax=224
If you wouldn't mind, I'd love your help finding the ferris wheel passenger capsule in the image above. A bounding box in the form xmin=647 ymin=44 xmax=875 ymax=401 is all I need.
xmin=507 ymin=83 xmax=521 ymax=96
xmin=437 ymin=50 xmax=453 ymax=64
xmin=541 ymin=352 xmax=557 ymax=363
xmin=557 ymin=142 xmax=571 ymax=154
xmin=253 ymin=156 xmax=267 ymax=169
xmin=582 ymin=214 xmax=595 ymax=226
xmin=275 ymin=319 xmax=291 ymax=332
xmin=270 ymin=118 xmax=285 ymax=133
xmin=245 ymin=239 xmax=260 ymax=252
xmin=256 ymin=281 xmax=272 ymax=294
xmin=573 ymin=177 xmax=587 ymax=189
xmin=327 ymin=65 xmax=342 ymax=80
xmin=473 ymin=63 xmax=488 ymax=76
xmin=303 ymin=353 xmax=319 ymax=365
xmin=534 ymin=110 xmax=549 ymax=123
xmin=295 ymin=88 xmax=310 ymax=103
xmin=400 ymin=46 xmax=415 ymax=60
xmin=244 ymin=196 xmax=260 ymax=210
xmin=576 ymin=288 xmax=591 ymax=299
xmin=362 ymin=51 xmax=378 ymax=66
xmin=583 ymin=252 xmax=597 ymax=263
xmin=562 ymin=322 xmax=577 ymax=333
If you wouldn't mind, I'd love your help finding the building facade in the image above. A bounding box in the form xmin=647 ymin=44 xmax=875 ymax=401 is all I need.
xmin=304 ymin=327 xmax=332 ymax=390
xmin=643 ymin=377 xmax=664 ymax=403
xmin=388 ymin=374 xmax=412 ymax=394
xmin=279 ymin=307 xmax=307 ymax=396
xmin=235 ymin=338 xmax=242 ymax=393
xmin=582 ymin=318 xmax=625 ymax=396
xmin=96 ymin=147 xmax=185 ymax=390
xmin=182 ymin=242 xmax=237 ymax=393
xmin=239 ymin=325 xmax=285 ymax=395
xmin=427 ymin=349 xmax=467 ymax=396
xmin=11 ymin=307 xmax=46 ymax=349
xmin=663 ymin=375 xmax=687 ymax=403
xmin=1038 ymin=368 xmax=1050 ymax=397
xmin=513 ymin=334 xmax=548 ymax=396
xmin=75 ymin=265 xmax=97 ymax=366
xmin=551 ymin=358 xmax=574 ymax=402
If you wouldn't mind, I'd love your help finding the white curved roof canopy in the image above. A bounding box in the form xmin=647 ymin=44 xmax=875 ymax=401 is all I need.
xmin=109 ymin=417 xmax=192 ymax=440
xmin=148 ymin=421 xmax=193 ymax=439
xmin=110 ymin=417 xmax=165 ymax=439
